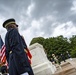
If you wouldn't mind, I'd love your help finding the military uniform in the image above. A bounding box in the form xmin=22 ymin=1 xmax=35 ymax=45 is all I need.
xmin=3 ymin=19 xmax=34 ymax=75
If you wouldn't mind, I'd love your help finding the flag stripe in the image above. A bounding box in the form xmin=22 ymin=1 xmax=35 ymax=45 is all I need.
xmin=0 ymin=36 xmax=8 ymax=67
xmin=1 ymin=45 xmax=6 ymax=62
xmin=1 ymin=46 xmax=6 ymax=56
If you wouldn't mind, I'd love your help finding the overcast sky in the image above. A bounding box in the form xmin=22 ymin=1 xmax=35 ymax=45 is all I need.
xmin=0 ymin=0 xmax=76 ymax=46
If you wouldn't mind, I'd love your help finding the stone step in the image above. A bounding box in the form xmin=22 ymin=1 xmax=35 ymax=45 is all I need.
xmin=53 ymin=61 xmax=76 ymax=75
xmin=61 ymin=62 xmax=71 ymax=68
xmin=53 ymin=67 xmax=76 ymax=75
xmin=67 ymin=71 xmax=76 ymax=75
xmin=55 ymin=62 xmax=71 ymax=71
xmin=64 ymin=67 xmax=76 ymax=75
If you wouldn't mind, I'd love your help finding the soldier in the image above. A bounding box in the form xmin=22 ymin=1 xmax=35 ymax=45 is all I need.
xmin=52 ymin=54 xmax=62 ymax=69
xmin=66 ymin=51 xmax=72 ymax=60
xmin=60 ymin=53 xmax=66 ymax=62
xmin=52 ymin=54 xmax=59 ymax=64
xmin=50 ymin=57 xmax=55 ymax=64
xmin=2 ymin=18 xmax=34 ymax=75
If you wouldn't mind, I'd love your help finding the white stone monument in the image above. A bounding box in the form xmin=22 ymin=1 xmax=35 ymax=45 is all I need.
xmin=29 ymin=43 xmax=56 ymax=75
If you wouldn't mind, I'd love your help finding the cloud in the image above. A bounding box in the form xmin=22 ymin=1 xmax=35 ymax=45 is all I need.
xmin=32 ymin=0 xmax=73 ymax=21
xmin=26 ymin=2 xmax=35 ymax=17
xmin=0 ymin=0 xmax=76 ymax=45
xmin=71 ymin=1 xmax=76 ymax=12
xmin=0 ymin=16 xmax=6 ymax=42
xmin=52 ymin=21 xmax=76 ymax=37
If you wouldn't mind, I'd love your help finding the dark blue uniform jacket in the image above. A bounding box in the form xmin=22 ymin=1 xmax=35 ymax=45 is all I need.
xmin=5 ymin=28 xmax=34 ymax=75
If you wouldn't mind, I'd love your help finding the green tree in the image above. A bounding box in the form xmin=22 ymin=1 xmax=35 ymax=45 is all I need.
xmin=69 ymin=35 xmax=76 ymax=57
xmin=43 ymin=35 xmax=70 ymax=59
xmin=30 ymin=37 xmax=45 ymax=45
xmin=30 ymin=35 xmax=72 ymax=60
xmin=71 ymin=46 xmax=76 ymax=57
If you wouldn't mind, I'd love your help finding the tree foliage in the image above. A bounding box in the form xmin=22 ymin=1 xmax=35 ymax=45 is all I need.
xmin=30 ymin=37 xmax=45 ymax=45
xmin=30 ymin=35 xmax=76 ymax=60
xmin=69 ymin=35 xmax=76 ymax=57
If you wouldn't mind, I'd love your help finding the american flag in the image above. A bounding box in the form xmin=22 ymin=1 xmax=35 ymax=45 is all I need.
xmin=0 ymin=36 xmax=7 ymax=65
